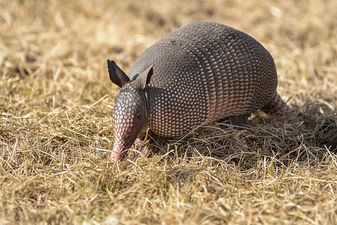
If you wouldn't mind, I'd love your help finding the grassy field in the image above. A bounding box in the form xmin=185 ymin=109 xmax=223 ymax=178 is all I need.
xmin=1 ymin=0 xmax=337 ymax=224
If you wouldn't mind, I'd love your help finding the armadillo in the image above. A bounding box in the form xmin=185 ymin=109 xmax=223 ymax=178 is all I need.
xmin=108 ymin=21 xmax=291 ymax=160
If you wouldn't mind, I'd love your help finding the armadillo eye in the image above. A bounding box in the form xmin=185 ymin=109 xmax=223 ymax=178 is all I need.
xmin=136 ymin=113 xmax=142 ymax=120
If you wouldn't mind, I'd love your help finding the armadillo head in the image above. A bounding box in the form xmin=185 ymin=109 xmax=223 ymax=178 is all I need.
xmin=107 ymin=60 xmax=153 ymax=161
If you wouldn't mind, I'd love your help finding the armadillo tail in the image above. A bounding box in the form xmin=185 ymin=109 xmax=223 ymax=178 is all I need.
xmin=261 ymin=93 xmax=294 ymax=114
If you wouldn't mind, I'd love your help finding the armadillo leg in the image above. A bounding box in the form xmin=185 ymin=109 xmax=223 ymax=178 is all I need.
xmin=138 ymin=130 xmax=162 ymax=157
xmin=229 ymin=115 xmax=248 ymax=126
xmin=218 ymin=115 xmax=248 ymax=127
xmin=136 ymin=132 xmax=151 ymax=156
xmin=138 ymin=139 xmax=153 ymax=157
xmin=261 ymin=93 xmax=293 ymax=114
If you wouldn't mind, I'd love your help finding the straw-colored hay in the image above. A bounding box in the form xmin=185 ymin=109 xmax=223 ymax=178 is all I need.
xmin=1 ymin=0 xmax=336 ymax=224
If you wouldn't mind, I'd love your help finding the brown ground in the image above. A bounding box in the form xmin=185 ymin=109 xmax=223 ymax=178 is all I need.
xmin=1 ymin=0 xmax=337 ymax=224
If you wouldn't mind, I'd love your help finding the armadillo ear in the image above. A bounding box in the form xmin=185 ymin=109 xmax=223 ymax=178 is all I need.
xmin=136 ymin=65 xmax=154 ymax=89
xmin=107 ymin=59 xmax=130 ymax=87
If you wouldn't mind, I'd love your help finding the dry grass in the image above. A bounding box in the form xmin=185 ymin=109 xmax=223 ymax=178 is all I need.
xmin=1 ymin=0 xmax=337 ymax=224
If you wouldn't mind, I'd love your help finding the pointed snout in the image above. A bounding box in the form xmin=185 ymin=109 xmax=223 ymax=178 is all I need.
xmin=110 ymin=150 xmax=125 ymax=161
xmin=110 ymin=141 xmax=128 ymax=161
xmin=110 ymin=151 xmax=122 ymax=161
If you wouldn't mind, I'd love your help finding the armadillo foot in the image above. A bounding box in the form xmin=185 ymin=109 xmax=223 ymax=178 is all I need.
xmin=140 ymin=142 xmax=155 ymax=157
xmin=136 ymin=130 xmax=163 ymax=157
xmin=134 ymin=138 xmax=150 ymax=157
xmin=138 ymin=140 xmax=163 ymax=157
xmin=218 ymin=115 xmax=248 ymax=127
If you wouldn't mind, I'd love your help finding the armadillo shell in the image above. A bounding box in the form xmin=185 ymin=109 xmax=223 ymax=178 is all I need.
xmin=129 ymin=21 xmax=277 ymax=138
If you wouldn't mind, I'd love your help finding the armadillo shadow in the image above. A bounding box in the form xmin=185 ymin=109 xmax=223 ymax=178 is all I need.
xmin=134 ymin=101 xmax=336 ymax=170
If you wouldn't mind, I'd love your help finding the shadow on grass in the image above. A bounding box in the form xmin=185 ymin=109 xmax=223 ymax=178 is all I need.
xmin=136 ymin=101 xmax=336 ymax=169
